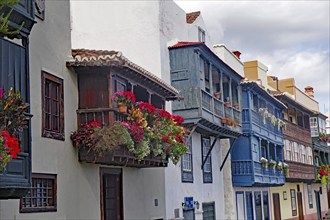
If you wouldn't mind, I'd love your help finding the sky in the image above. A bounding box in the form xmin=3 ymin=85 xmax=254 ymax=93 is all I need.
xmin=175 ymin=0 xmax=330 ymax=115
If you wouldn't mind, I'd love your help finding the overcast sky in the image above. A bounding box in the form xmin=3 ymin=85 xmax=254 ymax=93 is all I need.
xmin=175 ymin=0 xmax=330 ymax=115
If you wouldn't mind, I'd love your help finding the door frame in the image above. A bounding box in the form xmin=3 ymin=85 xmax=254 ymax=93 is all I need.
xmin=100 ymin=167 xmax=123 ymax=220
xmin=272 ymin=193 xmax=281 ymax=220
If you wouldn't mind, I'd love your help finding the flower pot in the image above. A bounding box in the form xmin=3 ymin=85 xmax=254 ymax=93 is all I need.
xmin=225 ymin=102 xmax=231 ymax=108
xmin=233 ymin=103 xmax=239 ymax=109
xmin=221 ymin=118 xmax=227 ymax=124
xmin=214 ymin=92 xmax=221 ymax=100
xmin=117 ymin=102 xmax=127 ymax=113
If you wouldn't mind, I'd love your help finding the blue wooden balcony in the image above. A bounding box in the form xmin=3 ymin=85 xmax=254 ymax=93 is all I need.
xmin=242 ymin=109 xmax=283 ymax=142
xmin=173 ymin=88 xmax=241 ymax=138
xmin=232 ymin=160 xmax=285 ymax=187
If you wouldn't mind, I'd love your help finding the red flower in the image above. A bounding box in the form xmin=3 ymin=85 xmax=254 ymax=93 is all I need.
xmin=89 ymin=121 xmax=101 ymax=127
xmin=1 ymin=130 xmax=20 ymax=159
xmin=137 ymin=102 xmax=156 ymax=113
xmin=158 ymin=109 xmax=171 ymax=119
xmin=172 ymin=114 xmax=184 ymax=125
xmin=319 ymin=169 xmax=327 ymax=176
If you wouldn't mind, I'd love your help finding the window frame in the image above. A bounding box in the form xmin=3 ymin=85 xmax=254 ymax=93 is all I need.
xmin=41 ymin=71 xmax=64 ymax=141
xmin=202 ymin=136 xmax=212 ymax=183
xmin=198 ymin=27 xmax=206 ymax=43
xmin=182 ymin=136 xmax=193 ymax=183
xmin=290 ymin=189 xmax=297 ymax=216
xmin=20 ymin=173 xmax=57 ymax=213
xmin=307 ymin=184 xmax=313 ymax=209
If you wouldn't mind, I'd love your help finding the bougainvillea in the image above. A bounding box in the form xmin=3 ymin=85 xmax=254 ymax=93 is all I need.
xmin=317 ymin=164 xmax=330 ymax=186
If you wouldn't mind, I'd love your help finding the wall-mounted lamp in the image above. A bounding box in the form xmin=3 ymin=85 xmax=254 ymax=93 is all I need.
xmin=194 ymin=201 xmax=200 ymax=209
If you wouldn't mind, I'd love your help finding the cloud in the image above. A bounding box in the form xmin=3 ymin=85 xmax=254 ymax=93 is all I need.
xmin=175 ymin=0 xmax=330 ymax=114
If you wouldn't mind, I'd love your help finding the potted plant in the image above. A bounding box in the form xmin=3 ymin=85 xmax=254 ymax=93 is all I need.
xmin=233 ymin=103 xmax=239 ymax=109
xmin=112 ymin=91 xmax=136 ymax=113
xmin=269 ymin=159 xmax=276 ymax=169
xmin=283 ymin=162 xmax=289 ymax=177
xmin=317 ymin=164 xmax=330 ymax=186
xmin=214 ymin=91 xmax=221 ymax=100
xmin=0 ymin=87 xmax=30 ymax=169
xmin=277 ymin=161 xmax=283 ymax=173
xmin=260 ymin=157 xmax=268 ymax=168
xmin=221 ymin=118 xmax=228 ymax=124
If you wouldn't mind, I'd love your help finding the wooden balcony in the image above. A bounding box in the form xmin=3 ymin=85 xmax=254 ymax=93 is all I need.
xmin=284 ymin=120 xmax=312 ymax=145
xmin=76 ymin=108 xmax=168 ymax=168
xmin=232 ymin=160 xmax=285 ymax=187
xmin=173 ymin=88 xmax=241 ymax=138
xmin=285 ymin=161 xmax=315 ymax=181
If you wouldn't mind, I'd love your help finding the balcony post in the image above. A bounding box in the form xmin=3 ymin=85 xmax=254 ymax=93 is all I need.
xmin=274 ymin=144 xmax=277 ymax=160
xmin=267 ymin=141 xmax=270 ymax=159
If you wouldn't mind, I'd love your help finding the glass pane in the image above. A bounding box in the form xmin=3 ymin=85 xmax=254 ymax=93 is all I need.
xmin=263 ymin=191 xmax=269 ymax=220
xmin=254 ymin=192 xmax=262 ymax=220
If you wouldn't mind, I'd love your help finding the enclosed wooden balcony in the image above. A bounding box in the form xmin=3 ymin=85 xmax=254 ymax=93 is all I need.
xmin=232 ymin=160 xmax=285 ymax=187
xmin=67 ymin=49 xmax=179 ymax=168
xmin=76 ymin=108 xmax=168 ymax=168
xmin=169 ymin=42 xmax=243 ymax=138
xmin=284 ymin=119 xmax=312 ymax=144
xmin=285 ymin=161 xmax=315 ymax=181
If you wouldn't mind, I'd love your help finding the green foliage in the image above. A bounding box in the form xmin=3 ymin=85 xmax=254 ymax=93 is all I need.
xmin=0 ymin=87 xmax=30 ymax=135
xmin=0 ymin=0 xmax=24 ymax=37
xmin=92 ymin=123 xmax=134 ymax=157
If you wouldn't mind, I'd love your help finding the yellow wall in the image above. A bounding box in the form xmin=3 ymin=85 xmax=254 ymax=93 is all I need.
xmin=269 ymin=182 xmax=304 ymax=220
xmin=244 ymin=60 xmax=259 ymax=81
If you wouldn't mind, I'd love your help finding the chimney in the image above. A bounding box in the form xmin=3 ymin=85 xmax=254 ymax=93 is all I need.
xmin=304 ymin=86 xmax=314 ymax=98
xmin=232 ymin=51 xmax=241 ymax=59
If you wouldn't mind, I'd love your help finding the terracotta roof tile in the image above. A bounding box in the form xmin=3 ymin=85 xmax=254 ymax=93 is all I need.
xmin=168 ymin=41 xmax=204 ymax=49
xmin=186 ymin=11 xmax=201 ymax=24
xmin=67 ymin=49 xmax=179 ymax=97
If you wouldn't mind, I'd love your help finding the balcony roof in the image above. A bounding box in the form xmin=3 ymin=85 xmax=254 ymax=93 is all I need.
xmin=272 ymin=92 xmax=314 ymax=114
xmin=66 ymin=49 xmax=179 ymax=99
xmin=241 ymin=80 xmax=287 ymax=109
xmin=169 ymin=42 xmax=244 ymax=81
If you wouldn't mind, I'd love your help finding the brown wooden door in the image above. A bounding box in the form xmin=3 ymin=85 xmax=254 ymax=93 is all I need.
xmin=100 ymin=168 xmax=123 ymax=220
xmin=272 ymin=193 xmax=281 ymax=220
xmin=328 ymin=190 xmax=330 ymax=209
xmin=297 ymin=192 xmax=304 ymax=220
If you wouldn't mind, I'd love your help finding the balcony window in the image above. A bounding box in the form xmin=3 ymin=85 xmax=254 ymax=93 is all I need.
xmin=151 ymin=94 xmax=164 ymax=109
xmin=318 ymin=117 xmax=326 ymax=134
xmin=212 ymin=68 xmax=221 ymax=98
xmin=297 ymin=111 xmax=303 ymax=127
xmin=231 ymin=81 xmax=239 ymax=107
xmin=222 ymin=75 xmax=230 ymax=102
xmin=310 ymin=117 xmax=318 ymax=137
xmin=134 ymin=85 xmax=149 ymax=103
xmin=304 ymin=115 xmax=310 ymax=129
xmin=253 ymin=94 xmax=258 ymax=111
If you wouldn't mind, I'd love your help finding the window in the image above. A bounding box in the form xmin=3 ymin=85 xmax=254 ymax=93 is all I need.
xmin=290 ymin=189 xmax=297 ymax=216
xmin=20 ymin=173 xmax=57 ymax=213
xmin=202 ymin=137 xmax=212 ymax=183
xmin=202 ymin=202 xmax=215 ymax=220
xmin=319 ymin=117 xmax=326 ymax=134
xmin=182 ymin=136 xmax=193 ymax=183
xmin=42 ymin=72 xmax=64 ymax=140
xmin=310 ymin=117 xmax=318 ymax=137
xmin=254 ymin=192 xmax=262 ymax=220
xmin=263 ymin=191 xmax=269 ymax=220
xmin=307 ymin=184 xmax=313 ymax=208
xmin=253 ymin=94 xmax=259 ymax=111
xmin=198 ymin=27 xmax=205 ymax=42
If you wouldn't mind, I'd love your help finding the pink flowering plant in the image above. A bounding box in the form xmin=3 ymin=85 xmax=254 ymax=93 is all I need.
xmin=71 ymin=92 xmax=187 ymax=165
xmin=0 ymin=87 xmax=30 ymax=169
xmin=112 ymin=91 xmax=136 ymax=106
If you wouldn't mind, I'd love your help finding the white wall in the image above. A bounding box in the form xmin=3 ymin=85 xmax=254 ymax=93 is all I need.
xmin=164 ymin=132 xmax=226 ymax=219
xmin=213 ymin=44 xmax=244 ymax=77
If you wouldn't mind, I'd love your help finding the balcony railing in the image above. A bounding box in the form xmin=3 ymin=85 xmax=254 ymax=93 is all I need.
xmin=201 ymin=90 xmax=241 ymax=125
xmin=250 ymin=110 xmax=283 ymax=135
xmin=285 ymin=160 xmax=315 ymax=181
xmin=284 ymin=120 xmax=312 ymax=144
xmin=76 ymin=108 xmax=168 ymax=168
xmin=232 ymin=160 xmax=285 ymax=186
